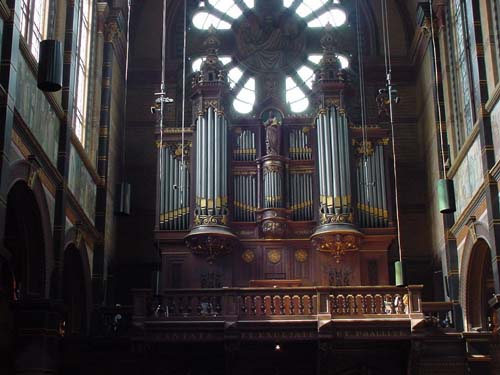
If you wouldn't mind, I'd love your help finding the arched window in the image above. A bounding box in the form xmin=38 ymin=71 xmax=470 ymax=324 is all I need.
xmin=448 ymin=0 xmax=475 ymax=149
xmin=20 ymin=0 xmax=49 ymax=59
xmin=189 ymin=0 xmax=351 ymax=115
xmin=73 ymin=0 xmax=93 ymax=146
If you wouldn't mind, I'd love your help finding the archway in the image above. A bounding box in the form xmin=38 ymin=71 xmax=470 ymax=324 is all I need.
xmin=465 ymin=239 xmax=495 ymax=331
xmin=3 ymin=181 xmax=46 ymax=299
xmin=0 ymin=179 xmax=48 ymax=374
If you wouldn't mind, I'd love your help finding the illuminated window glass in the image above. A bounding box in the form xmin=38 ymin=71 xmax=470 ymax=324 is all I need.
xmin=193 ymin=11 xmax=232 ymax=30
xmin=207 ymin=0 xmax=242 ymax=19
xmin=233 ymin=77 xmax=255 ymax=114
xmin=308 ymin=53 xmax=349 ymax=69
xmin=20 ymin=0 xmax=49 ymax=60
xmin=192 ymin=56 xmax=232 ymax=72
xmin=73 ymin=0 xmax=92 ymax=146
xmin=308 ymin=8 xmax=346 ymax=27
xmin=286 ymin=76 xmax=309 ymax=112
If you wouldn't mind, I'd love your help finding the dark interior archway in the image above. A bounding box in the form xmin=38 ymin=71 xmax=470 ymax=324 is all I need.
xmin=3 ymin=181 xmax=46 ymax=299
xmin=466 ymin=239 xmax=495 ymax=331
xmin=0 ymin=180 xmax=46 ymax=374
xmin=62 ymin=244 xmax=87 ymax=335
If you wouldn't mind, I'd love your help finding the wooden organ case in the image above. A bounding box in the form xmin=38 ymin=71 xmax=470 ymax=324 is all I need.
xmin=156 ymin=27 xmax=395 ymax=290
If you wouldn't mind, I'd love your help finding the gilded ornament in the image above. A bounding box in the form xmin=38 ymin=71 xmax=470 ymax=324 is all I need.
xmin=294 ymin=249 xmax=308 ymax=263
xmin=267 ymin=249 xmax=282 ymax=264
xmin=242 ymin=249 xmax=255 ymax=263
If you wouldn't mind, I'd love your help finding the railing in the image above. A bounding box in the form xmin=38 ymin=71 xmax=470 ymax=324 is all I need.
xmin=132 ymin=285 xmax=423 ymax=322
xmin=422 ymin=301 xmax=455 ymax=328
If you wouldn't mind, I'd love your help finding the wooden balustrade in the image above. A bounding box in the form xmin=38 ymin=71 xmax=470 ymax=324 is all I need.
xmin=132 ymin=285 xmax=423 ymax=321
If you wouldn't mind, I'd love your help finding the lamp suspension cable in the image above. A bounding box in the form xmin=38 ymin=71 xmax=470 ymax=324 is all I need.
xmin=429 ymin=0 xmax=447 ymax=177
xmin=121 ymin=0 xmax=132 ymax=172
xmin=381 ymin=0 xmax=403 ymax=265
xmin=179 ymin=0 xmax=188 ymax=207
xmin=356 ymin=0 xmax=370 ymax=202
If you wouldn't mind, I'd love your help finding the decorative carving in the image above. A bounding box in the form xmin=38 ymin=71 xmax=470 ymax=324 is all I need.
xmin=262 ymin=109 xmax=282 ymax=155
xmin=294 ymin=249 xmax=308 ymax=263
xmin=264 ymin=75 xmax=279 ymax=98
xmin=326 ymin=266 xmax=352 ymax=286
xmin=235 ymin=13 xmax=305 ymax=73
xmin=319 ymin=211 xmax=353 ymax=225
xmin=353 ymin=140 xmax=374 ymax=157
xmin=194 ymin=214 xmax=228 ymax=226
xmin=166 ymin=142 xmax=192 ymax=162
xmin=312 ymin=233 xmax=360 ymax=263
xmin=314 ymin=25 xmax=344 ymax=82
xmin=185 ymin=233 xmax=237 ymax=261
xmin=104 ymin=21 xmax=120 ymax=43
xmin=261 ymin=219 xmax=287 ymax=238
xmin=242 ymin=249 xmax=255 ymax=263
xmin=267 ymin=249 xmax=282 ymax=264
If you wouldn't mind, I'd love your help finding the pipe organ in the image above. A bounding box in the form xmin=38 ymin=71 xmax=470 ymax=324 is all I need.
xmin=233 ymin=172 xmax=257 ymax=222
xmin=158 ymin=28 xmax=395 ymax=286
xmin=356 ymin=141 xmax=389 ymax=228
xmin=194 ymin=107 xmax=228 ymax=222
xmin=289 ymin=171 xmax=314 ymax=221
xmin=316 ymin=106 xmax=352 ymax=223
xmin=159 ymin=143 xmax=190 ymax=230
xmin=233 ymin=130 xmax=256 ymax=161
xmin=288 ymin=128 xmax=312 ymax=160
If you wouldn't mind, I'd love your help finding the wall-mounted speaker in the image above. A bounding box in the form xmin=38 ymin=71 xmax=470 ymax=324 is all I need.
xmin=37 ymin=40 xmax=63 ymax=92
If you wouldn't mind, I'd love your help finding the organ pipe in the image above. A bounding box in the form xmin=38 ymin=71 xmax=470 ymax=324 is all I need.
xmin=159 ymin=144 xmax=190 ymax=231
xmin=316 ymin=107 xmax=352 ymax=222
xmin=192 ymin=107 xmax=230 ymax=223
xmin=355 ymin=142 xmax=389 ymax=228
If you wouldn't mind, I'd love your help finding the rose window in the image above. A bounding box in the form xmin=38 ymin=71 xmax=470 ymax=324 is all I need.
xmin=190 ymin=0 xmax=351 ymax=114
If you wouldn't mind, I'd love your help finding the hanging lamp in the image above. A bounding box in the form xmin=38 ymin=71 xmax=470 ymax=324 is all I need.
xmin=37 ymin=40 xmax=63 ymax=92
xmin=424 ymin=0 xmax=456 ymax=214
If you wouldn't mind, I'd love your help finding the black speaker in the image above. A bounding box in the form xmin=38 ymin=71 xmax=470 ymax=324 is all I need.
xmin=37 ymin=40 xmax=63 ymax=92
xmin=115 ymin=182 xmax=131 ymax=215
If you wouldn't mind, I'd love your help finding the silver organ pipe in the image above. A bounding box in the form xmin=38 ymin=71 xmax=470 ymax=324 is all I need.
xmin=233 ymin=172 xmax=256 ymax=222
xmin=315 ymin=107 xmax=353 ymax=222
xmin=159 ymin=143 xmax=190 ymax=230
xmin=191 ymin=107 xmax=230 ymax=225
xmin=356 ymin=142 xmax=389 ymax=228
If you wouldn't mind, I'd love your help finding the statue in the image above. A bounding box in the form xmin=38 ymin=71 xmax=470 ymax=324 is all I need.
xmin=263 ymin=110 xmax=282 ymax=155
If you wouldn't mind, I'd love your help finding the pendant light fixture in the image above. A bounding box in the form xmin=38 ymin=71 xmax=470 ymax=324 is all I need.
xmin=380 ymin=0 xmax=405 ymax=286
xmin=37 ymin=39 xmax=63 ymax=92
xmin=427 ymin=0 xmax=456 ymax=214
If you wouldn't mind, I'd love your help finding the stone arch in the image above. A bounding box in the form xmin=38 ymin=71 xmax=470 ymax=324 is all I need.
xmin=460 ymin=221 xmax=496 ymax=331
xmin=2 ymin=159 xmax=54 ymax=299
xmin=61 ymin=226 xmax=92 ymax=335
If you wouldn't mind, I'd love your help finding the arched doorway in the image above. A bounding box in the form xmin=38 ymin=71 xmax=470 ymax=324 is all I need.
xmin=3 ymin=181 xmax=46 ymax=299
xmin=465 ymin=239 xmax=495 ymax=331
xmin=0 ymin=180 xmax=48 ymax=374
xmin=62 ymin=244 xmax=89 ymax=335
